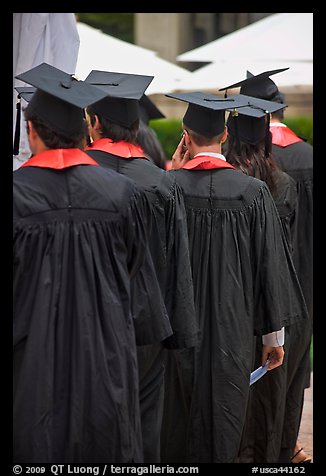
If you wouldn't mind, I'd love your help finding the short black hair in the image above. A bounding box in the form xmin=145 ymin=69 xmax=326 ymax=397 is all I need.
xmin=86 ymin=106 xmax=139 ymax=144
xmin=24 ymin=104 xmax=87 ymax=149
xmin=185 ymin=125 xmax=225 ymax=147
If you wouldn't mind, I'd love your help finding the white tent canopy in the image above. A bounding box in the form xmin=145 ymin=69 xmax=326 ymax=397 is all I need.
xmin=75 ymin=22 xmax=193 ymax=95
xmin=177 ymin=13 xmax=313 ymax=63
xmin=175 ymin=13 xmax=313 ymax=92
xmin=176 ymin=60 xmax=313 ymax=91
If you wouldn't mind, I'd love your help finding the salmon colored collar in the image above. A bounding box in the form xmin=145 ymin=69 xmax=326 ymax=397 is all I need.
xmin=85 ymin=138 xmax=148 ymax=159
xmin=181 ymin=154 xmax=235 ymax=171
xmin=20 ymin=148 xmax=99 ymax=169
xmin=270 ymin=124 xmax=303 ymax=147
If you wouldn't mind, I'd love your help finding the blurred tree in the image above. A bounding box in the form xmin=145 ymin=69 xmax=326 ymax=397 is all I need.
xmin=150 ymin=116 xmax=313 ymax=160
xmin=150 ymin=118 xmax=183 ymax=160
xmin=284 ymin=116 xmax=313 ymax=145
xmin=75 ymin=13 xmax=134 ymax=43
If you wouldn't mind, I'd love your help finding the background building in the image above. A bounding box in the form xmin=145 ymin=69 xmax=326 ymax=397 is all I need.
xmin=135 ymin=13 xmax=273 ymax=68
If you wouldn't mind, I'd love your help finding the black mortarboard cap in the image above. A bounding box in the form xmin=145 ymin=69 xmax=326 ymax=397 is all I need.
xmin=231 ymin=93 xmax=287 ymax=118
xmin=15 ymin=86 xmax=36 ymax=103
xmin=14 ymin=62 xmax=108 ymax=136
xmin=166 ymin=91 xmax=248 ymax=137
xmin=227 ymin=113 xmax=268 ymax=147
xmin=226 ymin=93 xmax=287 ymax=155
xmin=84 ymin=70 xmax=154 ymax=127
xmin=85 ymin=70 xmax=154 ymax=100
xmin=219 ymin=67 xmax=289 ymax=102
xmin=139 ymin=94 xmax=165 ymax=125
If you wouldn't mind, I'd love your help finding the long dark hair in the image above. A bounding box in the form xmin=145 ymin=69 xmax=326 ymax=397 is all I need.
xmin=136 ymin=120 xmax=167 ymax=169
xmin=226 ymin=132 xmax=280 ymax=195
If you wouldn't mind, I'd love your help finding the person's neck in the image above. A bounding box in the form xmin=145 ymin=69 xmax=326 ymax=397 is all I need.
xmin=32 ymin=143 xmax=50 ymax=156
xmin=191 ymin=144 xmax=222 ymax=158
xmin=270 ymin=117 xmax=283 ymax=124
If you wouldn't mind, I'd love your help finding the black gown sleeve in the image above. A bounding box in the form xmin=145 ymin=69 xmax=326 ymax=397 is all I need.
xmin=162 ymin=181 xmax=198 ymax=349
xmin=251 ymin=183 xmax=308 ymax=335
xmin=125 ymin=187 xmax=173 ymax=345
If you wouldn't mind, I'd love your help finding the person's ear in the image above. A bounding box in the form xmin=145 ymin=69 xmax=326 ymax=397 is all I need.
xmin=27 ymin=120 xmax=37 ymax=140
xmin=94 ymin=115 xmax=101 ymax=131
xmin=221 ymin=126 xmax=228 ymax=144
xmin=184 ymin=129 xmax=191 ymax=146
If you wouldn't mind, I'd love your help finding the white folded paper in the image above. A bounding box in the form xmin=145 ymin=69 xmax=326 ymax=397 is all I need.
xmin=250 ymin=360 xmax=270 ymax=386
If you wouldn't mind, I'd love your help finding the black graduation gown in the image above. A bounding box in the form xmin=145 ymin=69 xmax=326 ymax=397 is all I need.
xmin=238 ymin=168 xmax=309 ymax=462
xmin=272 ymin=130 xmax=313 ymax=457
xmin=270 ymin=169 xmax=297 ymax=246
xmin=85 ymin=140 xmax=198 ymax=463
xmin=272 ymin=133 xmax=313 ymax=323
xmin=160 ymin=157 xmax=308 ymax=463
xmin=13 ymin=149 xmax=170 ymax=463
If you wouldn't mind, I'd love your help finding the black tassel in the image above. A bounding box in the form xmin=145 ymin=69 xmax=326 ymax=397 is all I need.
xmin=233 ymin=112 xmax=241 ymax=156
xmin=264 ymin=113 xmax=271 ymax=158
xmin=13 ymin=96 xmax=21 ymax=155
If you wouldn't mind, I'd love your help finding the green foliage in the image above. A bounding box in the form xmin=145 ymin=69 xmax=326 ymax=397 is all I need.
xmin=76 ymin=13 xmax=134 ymax=43
xmin=150 ymin=118 xmax=183 ymax=160
xmin=150 ymin=116 xmax=314 ymax=160
xmin=283 ymin=116 xmax=313 ymax=145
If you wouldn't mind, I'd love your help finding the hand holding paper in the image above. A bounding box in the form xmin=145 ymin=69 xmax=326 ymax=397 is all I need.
xmin=250 ymin=342 xmax=285 ymax=385
xmin=262 ymin=344 xmax=284 ymax=370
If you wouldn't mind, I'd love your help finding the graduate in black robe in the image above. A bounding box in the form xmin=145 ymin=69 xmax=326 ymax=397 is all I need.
xmin=220 ymin=70 xmax=313 ymax=462
xmin=83 ymin=71 xmax=198 ymax=463
xmin=226 ymin=104 xmax=304 ymax=463
xmin=270 ymin=108 xmax=313 ymax=348
xmin=13 ymin=63 xmax=171 ymax=463
xmin=160 ymin=91 xmax=308 ymax=463
xmin=270 ymin=109 xmax=313 ymax=463
xmin=13 ymin=85 xmax=171 ymax=350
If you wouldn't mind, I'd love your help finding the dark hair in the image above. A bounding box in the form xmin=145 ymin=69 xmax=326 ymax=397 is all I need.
xmin=271 ymin=108 xmax=285 ymax=121
xmin=136 ymin=121 xmax=167 ymax=169
xmin=86 ymin=106 xmax=139 ymax=144
xmin=185 ymin=126 xmax=225 ymax=147
xmin=271 ymin=91 xmax=286 ymax=121
xmin=24 ymin=106 xmax=87 ymax=149
xmin=226 ymin=134 xmax=280 ymax=195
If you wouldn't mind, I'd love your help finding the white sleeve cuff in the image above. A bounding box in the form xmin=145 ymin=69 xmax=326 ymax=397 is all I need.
xmin=262 ymin=327 xmax=285 ymax=347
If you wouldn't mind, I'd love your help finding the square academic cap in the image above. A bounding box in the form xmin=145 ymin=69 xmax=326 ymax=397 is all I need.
xmin=166 ymin=91 xmax=248 ymax=137
xmin=15 ymin=86 xmax=36 ymax=103
xmin=219 ymin=67 xmax=289 ymax=102
xmin=139 ymin=94 xmax=165 ymax=124
xmin=84 ymin=70 xmax=154 ymax=127
xmin=84 ymin=70 xmax=154 ymax=100
xmin=233 ymin=93 xmax=287 ymax=118
xmin=15 ymin=62 xmax=108 ymax=135
xmin=226 ymin=94 xmax=286 ymax=151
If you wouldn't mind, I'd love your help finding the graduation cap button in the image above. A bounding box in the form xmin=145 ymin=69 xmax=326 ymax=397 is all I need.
xmin=60 ymin=78 xmax=73 ymax=89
